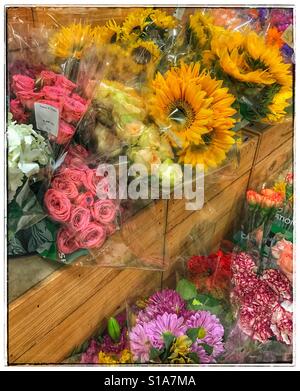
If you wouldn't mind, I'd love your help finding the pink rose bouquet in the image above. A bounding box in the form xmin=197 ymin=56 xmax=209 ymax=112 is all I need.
xmin=9 ymin=69 xmax=89 ymax=146
xmin=44 ymin=144 xmax=120 ymax=258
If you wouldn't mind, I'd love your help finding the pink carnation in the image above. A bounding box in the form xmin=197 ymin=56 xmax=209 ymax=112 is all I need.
xmin=231 ymin=252 xmax=257 ymax=275
xmin=262 ymin=269 xmax=292 ymax=301
xmin=270 ymin=301 xmax=293 ymax=345
xmin=238 ymin=303 xmax=273 ymax=343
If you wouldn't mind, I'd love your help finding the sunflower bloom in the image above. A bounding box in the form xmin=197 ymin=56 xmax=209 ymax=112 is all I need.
xmin=149 ymin=62 xmax=237 ymax=170
xmin=49 ymin=23 xmax=93 ymax=60
xmin=121 ymin=8 xmax=153 ymax=41
xmin=93 ymin=19 xmax=122 ymax=45
xmin=147 ymin=8 xmax=178 ymax=29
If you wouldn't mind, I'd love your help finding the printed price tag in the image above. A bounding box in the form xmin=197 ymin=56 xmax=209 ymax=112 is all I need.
xmin=34 ymin=102 xmax=59 ymax=136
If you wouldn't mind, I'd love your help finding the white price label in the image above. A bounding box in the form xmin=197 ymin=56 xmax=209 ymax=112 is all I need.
xmin=34 ymin=102 xmax=59 ymax=136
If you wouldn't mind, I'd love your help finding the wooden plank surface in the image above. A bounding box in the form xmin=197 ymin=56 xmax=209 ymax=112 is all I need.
xmin=248 ymin=136 xmax=293 ymax=189
xmin=10 ymin=268 xmax=161 ymax=364
xmin=246 ymin=119 xmax=293 ymax=164
xmin=166 ymin=132 xmax=258 ymax=233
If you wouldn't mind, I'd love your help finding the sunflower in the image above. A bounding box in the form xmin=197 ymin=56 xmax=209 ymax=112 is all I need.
xmin=208 ymin=29 xmax=293 ymax=122
xmin=149 ymin=62 xmax=237 ymax=170
xmin=93 ymin=19 xmax=122 ymax=45
xmin=94 ymin=44 xmax=141 ymax=83
xmin=48 ymin=23 xmax=93 ymax=60
xmin=121 ymin=8 xmax=153 ymax=41
xmin=147 ymin=8 xmax=178 ymax=29
xmin=188 ymin=11 xmax=219 ymax=50
xmin=128 ymin=39 xmax=161 ymax=66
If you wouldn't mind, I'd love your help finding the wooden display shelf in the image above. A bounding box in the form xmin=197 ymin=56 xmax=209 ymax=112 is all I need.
xmin=245 ymin=118 xmax=293 ymax=165
xmin=8 ymin=132 xmax=258 ymax=364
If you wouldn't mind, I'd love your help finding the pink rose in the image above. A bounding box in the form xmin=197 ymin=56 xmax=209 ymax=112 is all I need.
xmin=92 ymin=199 xmax=117 ymax=224
xmin=74 ymin=192 xmax=94 ymax=208
xmin=105 ymin=222 xmax=117 ymax=236
xmin=55 ymin=75 xmax=77 ymax=93
xmin=10 ymin=99 xmax=29 ymax=123
xmin=70 ymin=206 xmax=91 ymax=231
xmin=58 ymin=167 xmax=86 ymax=188
xmin=57 ymin=227 xmax=79 ymax=254
xmin=17 ymin=90 xmax=43 ymax=110
xmin=44 ymin=188 xmax=72 ymax=222
xmin=62 ymin=96 xmax=87 ymax=123
xmin=40 ymin=70 xmax=57 ymax=86
xmin=67 ymin=144 xmax=89 ymax=159
xmin=51 ymin=176 xmax=79 ymax=199
xmin=85 ymin=169 xmax=102 ymax=195
xmin=78 ymin=222 xmax=106 ymax=249
xmin=285 ymin=173 xmax=293 ymax=185
xmin=12 ymin=74 xmax=35 ymax=94
xmin=41 ymin=86 xmax=66 ymax=101
xmin=71 ymin=93 xmax=87 ymax=106
xmin=56 ymin=120 xmax=76 ymax=145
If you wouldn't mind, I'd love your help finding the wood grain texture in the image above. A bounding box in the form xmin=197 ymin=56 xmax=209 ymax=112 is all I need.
xmin=9 ymin=267 xmax=161 ymax=364
xmin=246 ymin=119 xmax=293 ymax=164
xmin=166 ymin=132 xmax=258 ymax=233
xmin=248 ymin=136 xmax=293 ymax=190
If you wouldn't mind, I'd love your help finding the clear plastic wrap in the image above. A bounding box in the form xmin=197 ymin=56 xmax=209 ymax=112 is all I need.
xmin=186 ymin=8 xmax=293 ymax=124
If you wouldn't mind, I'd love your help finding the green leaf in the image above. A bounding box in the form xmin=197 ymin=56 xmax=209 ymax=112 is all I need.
xmin=176 ymin=279 xmax=197 ymax=300
xmin=187 ymin=352 xmax=200 ymax=364
xmin=201 ymin=343 xmax=213 ymax=356
xmin=186 ymin=328 xmax=200 ymax=343
xmin=149 ymin=347 xmax=163 ymax=361
xmin=163 ymin=332 xmax=175 ymax=353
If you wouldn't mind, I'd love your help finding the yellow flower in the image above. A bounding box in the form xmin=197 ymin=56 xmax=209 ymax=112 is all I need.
xmin=95 ymin=44 xmax=141 ymax=83
xmin=98 ymin=351 xmax=118 ymax=365
xmin=119 ymin=349 xmax=133 ymax=364
xmin=93 ymin=19 xmax=122 ymax=45
xmin=49 ymin=23 xmax=93 ymax=60
xmin=128 ymin=39 xmax=161 ymax=66
xmin=189 ymin=11 xmax=221 ymax=49
xmin=147 ymin=8 xmax=178 ymax=29
xmin=273 ymin=181 xmax=286 ymax=198
xmin=149 ymin=62 xmax=237 ymax=169
xmin=121 ymin=8 xmax=153 ymax=41
xmin=209 ymin=29 xmax=293 ymax=122
xmin=168 ymin=336 xmax=193 ymax=364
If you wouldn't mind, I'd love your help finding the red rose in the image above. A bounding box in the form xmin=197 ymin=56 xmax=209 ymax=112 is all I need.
xmin=51 ymin=176 xmax=79 ymax=199
xmin=12 ymin=74 xmax=35 ymax=94
xmin=44 ymin=189 xmax=72 ymax=222
xmin=41 ymin=86 xmax=67 ymax=101
xmin=57 ymin=227 xmax=79 ymax=254
xmin=10 ymin=99 xmax=29 ymax=123
xmin=17 ymin=90 xmax=43 ymax=110
xmin=56 ymin=120 xmax=76 ymax=145
xmin=55 ymin=75 xmax=77 ymax=93
xmin=78 ymin=222 xmax=106 ymax=249
xmin=62 ymin=96 xmax=87 ymax=123
xmin=92 ymin=199 xmax=117 ymax=224
xmin=85 ymin=169 xmax=102 ymax=195
xmin=40 ymin=70 xmax=57 ymax=86
xmin=74 ymin=192 xmax=94 ymax=208
xmin=58 ymin=167 xmax=86 ymax=188
xmin=70 ymin=206 xmax=91 ymax=232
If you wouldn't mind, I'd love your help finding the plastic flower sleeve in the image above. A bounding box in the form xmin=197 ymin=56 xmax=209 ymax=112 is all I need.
xmin=185 ymin=8 xmax=293 ymax=125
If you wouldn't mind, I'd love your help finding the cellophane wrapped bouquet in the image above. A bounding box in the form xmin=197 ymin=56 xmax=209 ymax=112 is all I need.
xmin=6 ymin=7 xmax=293 ymax=269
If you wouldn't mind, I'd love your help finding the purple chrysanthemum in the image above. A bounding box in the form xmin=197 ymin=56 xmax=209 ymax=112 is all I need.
xmin=147 ymin=313 xmax=187 ymax=349
xmin=129 ymin=322 xmax=152 ymax=363
xmin=186 ymin=311 xmax=224 ymax=363
xmin=138 ymin=289 xmax=186 ymax=323
xmin=80 ymin=339 xmax=100 ymax=364
xmin=100 ymin=327 xmax=128 ymax=354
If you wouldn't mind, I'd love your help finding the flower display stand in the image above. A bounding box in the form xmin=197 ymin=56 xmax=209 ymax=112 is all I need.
xmin=8 ymin=131 xmax=259 ymax=364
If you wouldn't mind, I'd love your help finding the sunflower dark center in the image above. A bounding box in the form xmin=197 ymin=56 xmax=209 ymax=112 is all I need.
xmin=131 ymin=26 xmax=142 ymax=34
xmin=168 ymin=99 xmax=195 ymax=129
xmin=110 ymin=33 xmax=117 ymax=43
xmin=132 ymin=46 xmax=152 ymax=65
xmin=202 ymin=132 xmax=214 ymax=146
